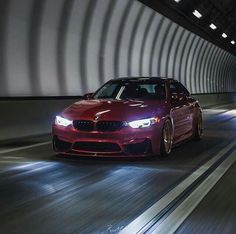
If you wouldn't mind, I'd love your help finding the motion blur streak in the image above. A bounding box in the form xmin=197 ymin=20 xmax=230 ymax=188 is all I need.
xmin=151 ymin=150 xmax=236 ymax=234
xmin=120 ymin=140 xmax=236 ymax=233
xmin=1 ymin=104 xmax=236 ymax=233
xmin=0 ymin=141 xmax=51 ymax=154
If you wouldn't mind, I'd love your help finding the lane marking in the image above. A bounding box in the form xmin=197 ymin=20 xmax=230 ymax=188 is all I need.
xmin=151 ymin=149 xmax=236 ymax=234
xmin=0 ymin=141 xmax=51 ymax=154
xmin=120 ymin=140 xmax=236 ymax=234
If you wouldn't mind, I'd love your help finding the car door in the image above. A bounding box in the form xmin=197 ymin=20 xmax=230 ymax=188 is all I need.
xmin=170 ymin=82 xmax=192 ymax=142
xmin=175 ymin=82 xmax=195 ymax=134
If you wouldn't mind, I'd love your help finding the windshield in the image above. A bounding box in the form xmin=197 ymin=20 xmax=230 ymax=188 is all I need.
xmin=93 ymin=79 xmax=166 ymax=100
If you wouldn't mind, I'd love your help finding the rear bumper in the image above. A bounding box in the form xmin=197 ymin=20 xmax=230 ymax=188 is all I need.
xmin=52 ymin=124 xmax=162 ymax=157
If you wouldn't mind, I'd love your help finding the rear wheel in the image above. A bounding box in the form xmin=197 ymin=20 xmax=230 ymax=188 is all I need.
xmin=160 ymin=119 xmax=173 ymax=157
xmin=194 ymin=113 xmax=203 ymax=141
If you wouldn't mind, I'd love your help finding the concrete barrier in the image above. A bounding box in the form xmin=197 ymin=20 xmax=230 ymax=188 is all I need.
xmin=0 ymin=98 xmax=79 ymax=141
xmin=0 ymin=93 xmax=235 ymax=141
xmin=193 ymin=93 xmax=236 ymax=108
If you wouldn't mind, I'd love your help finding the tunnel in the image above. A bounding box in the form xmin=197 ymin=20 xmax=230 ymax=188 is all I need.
xmin=1 ymin=0 xmax=236 ymax=233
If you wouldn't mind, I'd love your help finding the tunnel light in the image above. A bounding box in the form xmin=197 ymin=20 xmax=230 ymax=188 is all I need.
xmin=192 ymin=10 xmax=202 ymax=18
xmin=209 ymin=23 xmax=217 ymax=30
xmin=222 ymin=33 xmax=228 ymax=38
xmin=174 ymin=0 xmax=181 ymax=2
xmin=231 ymin=40 xmax=235 ymax=45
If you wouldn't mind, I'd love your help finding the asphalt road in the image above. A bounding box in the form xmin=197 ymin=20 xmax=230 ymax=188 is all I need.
xmin=1 ymin=103 xmax=236 ymax=234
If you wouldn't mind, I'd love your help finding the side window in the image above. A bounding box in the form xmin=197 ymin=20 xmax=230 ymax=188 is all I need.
xmin=170 ymin=82 xmax=190 ymax=96
xmin=170 ymin=83 xmax=178 ymax=94
xmin=176 ymin=82 xmax=190 ymax=96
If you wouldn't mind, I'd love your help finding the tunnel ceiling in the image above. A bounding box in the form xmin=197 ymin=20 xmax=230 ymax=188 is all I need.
xmin=139 ymin=0 xmax=236 ymax=56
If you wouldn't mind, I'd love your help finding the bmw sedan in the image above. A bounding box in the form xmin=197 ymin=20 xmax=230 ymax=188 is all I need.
xmin=52 ymin=77 xmax=203 ymax=157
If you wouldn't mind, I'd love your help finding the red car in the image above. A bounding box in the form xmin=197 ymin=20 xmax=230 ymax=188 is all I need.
xmin=53 ymin=77 xmax=203 ymax=157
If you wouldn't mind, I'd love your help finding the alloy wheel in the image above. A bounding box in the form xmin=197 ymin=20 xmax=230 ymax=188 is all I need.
xmin=163 ymin=121 xmax=173 ymax=154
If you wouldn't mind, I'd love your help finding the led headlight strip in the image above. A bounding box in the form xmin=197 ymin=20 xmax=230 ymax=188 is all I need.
xmin=128 ymin=117 xmax=160 ymax=129
xmin=55 ymin=116 xmax=73 ymax=127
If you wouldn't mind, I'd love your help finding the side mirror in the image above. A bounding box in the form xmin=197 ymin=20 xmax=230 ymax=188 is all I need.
xmin=83 ymin=93 xmax=94 ymax=100
xmin=171 ymin=92 xmax=186 ymax=102
xmin=178 ymin=92 xmax=187 ymax=101
xmin=171 ymin=93 xmax=179 ymax=102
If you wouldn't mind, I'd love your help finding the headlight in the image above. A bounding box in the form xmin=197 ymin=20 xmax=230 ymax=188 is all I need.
xmin=55 ymin=116 xmax=73 ymax=127
xmin=128 ymin=117 xmax=160 ymax=129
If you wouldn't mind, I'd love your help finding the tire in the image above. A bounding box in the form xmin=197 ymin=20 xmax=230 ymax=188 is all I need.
xmin=194 ymin=113 xmax=203 ymax=141
xmin=160 ymin=119 xmax=173 ymax=157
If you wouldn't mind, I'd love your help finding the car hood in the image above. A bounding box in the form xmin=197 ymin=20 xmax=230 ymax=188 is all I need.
xmin=61 ymin=99 xmax=167 ymax=121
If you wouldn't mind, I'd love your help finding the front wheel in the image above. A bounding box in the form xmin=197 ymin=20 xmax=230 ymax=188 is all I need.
xmin=194 ymin=113 xmax=203 ymax=141
xmin=160 ymin=119 xmax=173 ymax=157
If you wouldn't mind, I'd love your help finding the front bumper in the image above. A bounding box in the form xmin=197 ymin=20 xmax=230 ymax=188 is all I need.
xmin=52 ymin=124 xmax=162 ymax=157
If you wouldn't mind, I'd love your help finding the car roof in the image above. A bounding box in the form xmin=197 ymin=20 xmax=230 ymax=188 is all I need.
xmin=112 ymin=77 xmax=176 ymax=82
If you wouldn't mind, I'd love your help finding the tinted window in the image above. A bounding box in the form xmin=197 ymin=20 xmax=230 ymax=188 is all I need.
xmin=170 ymin=82 xmax=190 ymax=96
xmin=170 ymin=83 xmax=178 ymax=94
xmin=93 ymin=83 xmax=118 ymax=99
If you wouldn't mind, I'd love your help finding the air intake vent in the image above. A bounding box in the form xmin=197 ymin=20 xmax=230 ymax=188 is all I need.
xmin=73 ymin=142 xmax=121 ymax=152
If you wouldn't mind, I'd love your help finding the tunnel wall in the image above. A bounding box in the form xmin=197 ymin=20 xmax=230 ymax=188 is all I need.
xmin=0 ymin=0 xmax=236 ymax=97
xmin=1 ymin=0 xmax=236 ymax=141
